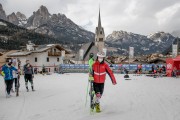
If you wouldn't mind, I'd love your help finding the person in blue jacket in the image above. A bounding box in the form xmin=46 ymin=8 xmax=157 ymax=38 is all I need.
xmin=1 ymin=61 xmax=17 ymax=97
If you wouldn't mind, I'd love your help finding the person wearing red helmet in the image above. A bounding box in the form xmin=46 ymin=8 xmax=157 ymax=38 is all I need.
xmin=91 ymin=51 xmax=117 ymax=112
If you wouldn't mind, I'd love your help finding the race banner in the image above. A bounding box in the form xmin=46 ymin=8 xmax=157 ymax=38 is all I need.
xmin=79 ymin=49 xmax=84 ymax=60
xmin=172 ymin=44 xmax=178 ymax=58
xmin=129 ymin=47 xmax=134 ymax=59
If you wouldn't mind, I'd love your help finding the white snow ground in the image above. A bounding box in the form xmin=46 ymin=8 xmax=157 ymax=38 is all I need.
xmin=0 ymin=73 xmax=180 ymax=120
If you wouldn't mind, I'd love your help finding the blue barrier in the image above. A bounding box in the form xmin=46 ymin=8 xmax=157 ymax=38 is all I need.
xmin=59 ymin=64 xmax=165 ymax=73
xmin=129 ymin=64 xmax=138 ymax=70
xmin=69 ymin=64 xmax=74 ymax=69
xmin=79 ymin=64 xmax=85 ymax=69
xmin=84 ymin=64 xmax=89 ymax=69
xmin=74 ymin=64 xmax=80 ymax=69
xmin=145 ymin=64 xmax=153 ymax=71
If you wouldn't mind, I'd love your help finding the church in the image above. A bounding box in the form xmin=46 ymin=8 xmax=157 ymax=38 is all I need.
xmin=74 ymin=9 xmax=106 ymax=64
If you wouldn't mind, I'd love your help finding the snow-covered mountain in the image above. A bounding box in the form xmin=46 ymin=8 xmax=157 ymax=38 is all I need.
xmin=106 ymin=31 xmax=175 ymax=55
xmin=0 ymin=19 xmax=60 ymax=50
xmin=7 ymin=12 xmax=19 ymax=25
xmin=26 ymin=5 xmax=94 ymax=43
xmin=16 ymin=12 xmax=27 ymax=26
xmin=0 ymin=4 xmax=27 ymax=26
xmin=0 ymin=3 xmax=178 ymax=55
xmin=172 ymin=30 xmax=180 ymax=37
xmin=0 ymin=4 xmax=94 ymax=51
xmin=0 ymin=4 xmax=7 ymax=21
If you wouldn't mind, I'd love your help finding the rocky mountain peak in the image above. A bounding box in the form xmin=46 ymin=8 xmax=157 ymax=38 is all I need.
xmin=106 ymin=30 xmax=175 ymax=55
xmin=7 ymin=12 xmax=19 ymax=25
xmin=38 ymin=5 xmax=50 ymax=19
xmin=147 ymin=31 xmax=173 ymax=43
xmin=0 ymin=3 xmax=7 ymax=20
xmin=107 ymin=30 xmax=137 ymax=42
xmin=16 ymin=12 xmax=26 ymax=20
xmin=148 ymin=31 xmax=166 ymax=38
xmin=172 ymin=30 xmax=180 ymax=37
xmin=0 ymin=3 xmax=2 ymax=10
xmin=28 ymin=5 xmax=51 ymax=27
xmin=0 ymin=4 xmax=94 ymax=52
xmin=16 ymin=12 xmax=27 ymax=26
xmin=111 ymin=30 xmax=129 ymax=36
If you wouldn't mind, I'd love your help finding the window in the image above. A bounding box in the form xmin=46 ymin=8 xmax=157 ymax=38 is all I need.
xmin=54 ymin=49 xmax=56 ymax=52
xmin=100 ymin=31 xmax=102 ymax=34
xmin=57 ymin=58 xmax=59 ymax=62
xmin=47 ymin=57 xmax=49 ymax=62
xmin=35 ymin=57 xmax=37 ymax=62
xmin=99 ymin=38 xmax=103 ymax=41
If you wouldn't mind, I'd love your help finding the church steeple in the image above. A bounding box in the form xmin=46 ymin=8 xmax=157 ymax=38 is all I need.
xmin=98 ymin=8 xmax=102 ymax=29
xmin=95 ymin=7 xmax=105 ymax=52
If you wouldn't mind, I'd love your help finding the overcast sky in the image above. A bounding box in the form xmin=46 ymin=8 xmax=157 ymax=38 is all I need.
xmin=1 ymin=0 xmax=180 ymax=36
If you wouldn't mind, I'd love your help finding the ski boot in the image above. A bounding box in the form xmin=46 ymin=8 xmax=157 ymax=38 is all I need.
xmin=6 ymin=94 xmax=11 ymax=98
xmin=90 ymin=104 xmax=95 ymax=112
xmin=16 ymin=92 xmax=19 ymax=96
xmin=95 ymin=103 xmax=101 ymax=113
xmin=32 ymin=86 xmax=35 ymax=91
xmin=11 ymin=89 xmax=14 ymax=93
xmin=26 ymin=87 xmax=29 ymax=92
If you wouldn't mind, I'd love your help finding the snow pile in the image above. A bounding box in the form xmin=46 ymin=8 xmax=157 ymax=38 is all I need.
xmin=0 ymin=21 xmax=7 ymax=26
xmin=0 ymin=74 xmax=180 ymax=120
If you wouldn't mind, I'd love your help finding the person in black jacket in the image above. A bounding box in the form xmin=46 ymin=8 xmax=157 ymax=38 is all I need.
xmin=23 ymin=60 xmax=34 ymax=92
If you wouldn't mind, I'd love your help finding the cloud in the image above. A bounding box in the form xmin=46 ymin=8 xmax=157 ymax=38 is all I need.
xmin=1 ymin=0 xmax=180 ymax=36
xmin=155 ymin=3 xmax=180 ymax=26
xmin=124 ymin=0 xmax=138 ymax=20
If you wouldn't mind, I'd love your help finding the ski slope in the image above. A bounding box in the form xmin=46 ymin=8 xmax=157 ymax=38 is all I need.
xmin=0 ymin=73 xmax=180 ymax=120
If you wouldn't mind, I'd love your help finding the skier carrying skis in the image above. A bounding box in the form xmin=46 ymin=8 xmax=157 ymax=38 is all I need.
xmin=1 ymin=60 xmax=18 ymax=97
xmin=91 ymin=51 xmax=117 ymax=112
xmin=12 ymin=60 xmax=19 ymax=92
xmin=88 ymin=53 xmax=94 ymax=80
xmin=88 ymin=53 xmax=95 ymax=112
xmin=23 ymin=60 xmax=35 ymax=92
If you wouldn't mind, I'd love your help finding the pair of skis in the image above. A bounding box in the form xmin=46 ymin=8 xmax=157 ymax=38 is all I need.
xmin=90 ymin=80 xmax=95 ymax=112
xmin=16 ymin=59 xmax=21 ymax=97
xmin=86 ymin=77 xmax=96 ymax=113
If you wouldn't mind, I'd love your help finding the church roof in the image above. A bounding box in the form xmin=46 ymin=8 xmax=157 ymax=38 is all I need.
xmin=98 ymin=8 xmax=102 ymax=29
xmin=74 ymin=8 xmax=106 ymax=62
xmin=74 ymin=42 xmax=98 ymax=61
xmin=96 ymin=8 xmax=105 ymax=35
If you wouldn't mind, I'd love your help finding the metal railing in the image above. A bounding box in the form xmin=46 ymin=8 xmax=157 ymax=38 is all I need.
xmin=48 ymin=51 xmax=61 ymax=56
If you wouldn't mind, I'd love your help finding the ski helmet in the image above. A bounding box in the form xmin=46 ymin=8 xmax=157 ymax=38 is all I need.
xmin=97 ymin=51 xmax=106 ymax=58
xmin=89 ymin=53 xmax=94 ymax=58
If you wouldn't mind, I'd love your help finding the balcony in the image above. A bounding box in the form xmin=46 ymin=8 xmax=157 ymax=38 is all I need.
xmin=48 ymin=51 xmax=61 ymax=56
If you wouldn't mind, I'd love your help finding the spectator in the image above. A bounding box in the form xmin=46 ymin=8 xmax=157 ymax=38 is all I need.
xmin=1 ymin=60 xmax=17 ymax=97
xmin=23 ymin=60 xmax=35 ymax=92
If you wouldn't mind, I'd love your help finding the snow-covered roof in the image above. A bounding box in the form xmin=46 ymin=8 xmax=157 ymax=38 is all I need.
xmin=34 ymin=44 xmax=70 ymax=54
xmin=0 ymin=21 xmax=7 ymax=26
xmin=8 ymin=51 xmax=32 ymax=56
xmin=33 ymin=45 xmax=51 ymax=53
xmin=8 ymin=44 xmax=70 ymax=57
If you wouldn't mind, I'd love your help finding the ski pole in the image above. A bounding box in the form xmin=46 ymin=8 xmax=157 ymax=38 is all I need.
xmin=4 ymin=80 xmax=7 ymax=98
xmin=85 ymin=79 xmax=90 ymax=107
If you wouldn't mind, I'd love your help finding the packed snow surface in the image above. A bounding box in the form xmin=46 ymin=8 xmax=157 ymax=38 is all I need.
xmin=0 ymin=73 xmax=180 ymax=120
